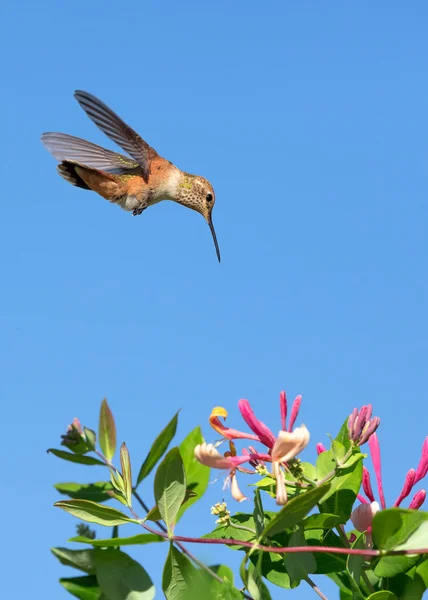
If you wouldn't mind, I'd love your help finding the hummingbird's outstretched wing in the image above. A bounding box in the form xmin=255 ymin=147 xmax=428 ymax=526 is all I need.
xmin=74 ymin=91 xmax=157 ymax=181
xmin=41 ymin=133 xmax=140 ymax=174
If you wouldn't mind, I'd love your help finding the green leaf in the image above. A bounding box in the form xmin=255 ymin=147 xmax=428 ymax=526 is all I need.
xmin=99 ymin=398 xmax=116 ymax=462
xmin=306 ymin=529 xmax=347 ymax=574
xmin=154 ymin=447 xmax=186 ymax=533
xmin=317 ymin=450 xmax=363 ymax=522
xmin=176 ymin=426 xmax=210 ymax=521
xmin=51 ymin=547 xmax=96 ymax=574
xmin=54 ymin=499 xmax=138 ymax=526
xmin=284 ymin=527 xmax=316 ymax=586
xmin=241 ymin=554 xmax=272 ymax=599
xmin=95 ymin=548 xmax=155 ymax=600
xmin=208 ymin=565 xmax=239 ymax=597
xmin=162 ymin=543 xmax=196 ymax=600
xmin=250 ymin=549 xmax=291 ymax=589
xmin=335 ymin=417 xmax=352 ymax=451
xmin=136 ymin=412 xmax=179 ymax=486
xmin=332 ymin=440 xmax=347 ymax=462
xmin=301 ymin=512 xmax=341 ymax=530
xmin=395 ymin=519 xmax=428 ymax=552
xmin=120 ymin=443 xmax=132 ymax=505
xmin=59 ymin=575 xmax=100 ymax=600
xmin=203 ymin=513 xmax=257 ymax=547
xmin=254 ymin=489 xmax=265 ymax=538
xmin=372 ymin=508 xmax=428 ymax=550
xmin=70 ymin=534 xmax=164 ymax=547
xmin=367 ymin=593 xmax=398 ymax=600
xmin=54 ymin=482 xmax=113 ymax=502
xmin=110 ymin=469 xmax=126 ymax=495
xmin=146 ymin=489 xmax=197 ymax=522
xmin=84 ymin=428 xmax=97 ymax=452
xmin=262 ymin=483 xmax=331 ymax=537
xmin=47 ymin=449 xmax=105 ymax=466
xmin=374 ymin=554 xmax=420 ymax=578
xmin=106 ymin=489 xmax=129 ymax=507
xmin=346 ymin=532 xmax=366 ymax=598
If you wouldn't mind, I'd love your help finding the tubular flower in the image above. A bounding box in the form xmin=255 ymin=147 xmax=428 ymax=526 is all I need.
xmin=195 ymin=390 xmax=309 ymax=504
xmin=271 ymin=425 xmax=310 ymax=463
xmin=351 ymin=501 xmax=380 ymax=532
xmin=415 ymin=437 xmax=428 ymax=484
xmin=316 ymin=442 xmax=327 ymax=455
xmin=351 ymin=430 xmax=427 ymax=540
xmin=209 ymin=407 xmax=261 ymax=442
xmin=409 ymin=490 xmax=426 ymax=510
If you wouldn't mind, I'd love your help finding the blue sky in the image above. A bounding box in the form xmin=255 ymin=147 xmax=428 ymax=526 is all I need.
xmin=2 ymin=1 xmax=428 ymax=598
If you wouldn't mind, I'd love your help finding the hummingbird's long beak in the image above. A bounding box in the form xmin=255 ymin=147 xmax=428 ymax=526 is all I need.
xmin=208 ymin=216 xmax=221 ymax=263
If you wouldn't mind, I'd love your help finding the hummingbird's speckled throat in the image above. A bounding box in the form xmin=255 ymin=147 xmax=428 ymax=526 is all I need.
xmin=41 ymin=90 xmax=220 ymax=262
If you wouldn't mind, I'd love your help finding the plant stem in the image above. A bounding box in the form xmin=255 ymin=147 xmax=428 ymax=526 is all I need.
xmin=93 ymin=451 xmax=255 ymax=597
xmin=362 ymin=570 xmax=375 ymax=594
xmin=305 ymin=576 xmax=329 ymax=600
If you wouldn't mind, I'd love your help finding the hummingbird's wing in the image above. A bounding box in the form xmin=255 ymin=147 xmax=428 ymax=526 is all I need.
xmin=74 ymin=91 xmax=157 ymax=181
xmin=41 ymin=133 xmax=140 ymax=174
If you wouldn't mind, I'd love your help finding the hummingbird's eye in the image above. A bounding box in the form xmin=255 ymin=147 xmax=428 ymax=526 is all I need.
xmin=206 ymin=193 xmax=213 ymax=202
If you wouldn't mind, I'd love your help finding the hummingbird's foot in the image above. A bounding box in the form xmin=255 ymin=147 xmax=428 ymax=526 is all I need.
xmin=132 ymin=207 xmax=146 ymax=216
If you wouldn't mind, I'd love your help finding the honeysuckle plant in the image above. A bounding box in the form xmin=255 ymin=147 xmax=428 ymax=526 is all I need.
xmin=50 ymin=393 xmax=428 ymax=600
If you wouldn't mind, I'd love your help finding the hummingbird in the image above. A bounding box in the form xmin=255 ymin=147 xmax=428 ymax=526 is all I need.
xmin=41 ymin=91 xmax=220 ymax=262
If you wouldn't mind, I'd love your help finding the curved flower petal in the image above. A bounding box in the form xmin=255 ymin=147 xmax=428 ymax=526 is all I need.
xmin=271 ymin=425 xmax=310 ymax=463
xmin=288 ymin=395 xmax=302 ymax=432
xmin=194 ymin=443 xmax=261 ymax=470
xmin=272 ymin=461 xmax=287 ymax=505
xmin=209 ymin=407 xmax=261 ymax=442
xmin=238 ymin=399 xmax=276 ymax=448
xmin=230 ymin=472 xmax=247 ymax=502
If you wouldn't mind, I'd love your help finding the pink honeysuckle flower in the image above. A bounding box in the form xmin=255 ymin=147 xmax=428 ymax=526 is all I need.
xmin=237 ymin=399 xmax=276 ymax=448
xmin=348 ymin=405 xmax=380 ymax=446
xmin=362 ymin=467 xmax=376 ymax=503
xmin=272 ymin=460 xmax=288 ymax=506
xmin=229 ymin=471 xmax=248 ymax=503
xmin=316 ymin=442 xmax=327 ymax=455
xmin=352 ymin=431 xmax=427 ymax=542
xmin=209 ymin=407 xmax=261 ymax=442
xmin=409 ymin=489 xmax=426 ymax=510
xmin=394 ymin=469 xmax=416 ymax=507
xmin=351 ymin=501 xmax=380 ymax=532
xmin=200 ymin=390 xmax=309 ymax=503
xmin=271 ymin=425 xmax=310 ymax=505
xmin=194 ymin=443 xmax=255 ymax=470
xmin=288 ymin=395 xmax=303 ymax=432
xmin=368 ymin=433 xmax=386 ymax=509
xmin=415 ymin=437 xmax=428 ymax=484
xmin=280 ymin=391 xmax=287 ymax=431
xmin=271 ymin=425 xmax=310 ymax=463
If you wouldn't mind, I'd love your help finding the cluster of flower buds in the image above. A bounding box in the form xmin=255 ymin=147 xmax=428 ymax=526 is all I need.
xmin=194 ymin=391 xmax=310 ymax=506
xmin=348 ymin=405 xmax=380 ymax=446
xmin=61 ymin=418 xmax=85 ymax=450
xmin=211 ymin=501 xmax=231 ymax=525
xmin=61 ymin=418 xmax=95 ymax=454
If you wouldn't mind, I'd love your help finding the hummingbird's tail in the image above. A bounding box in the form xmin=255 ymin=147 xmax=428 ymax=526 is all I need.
xmin=57 ymin=161 xmax=91 ymax=190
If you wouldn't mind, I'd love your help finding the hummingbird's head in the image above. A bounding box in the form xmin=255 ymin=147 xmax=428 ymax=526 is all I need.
xmin=178 ymin=173 xmax=220 ymax=262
